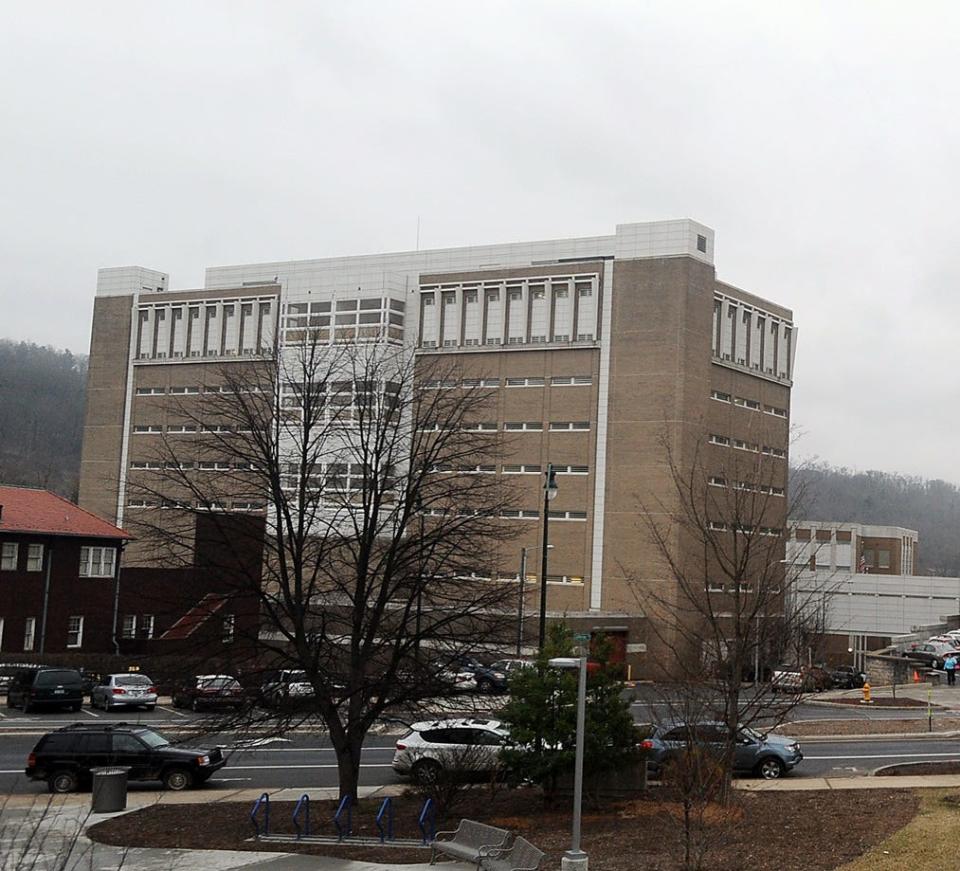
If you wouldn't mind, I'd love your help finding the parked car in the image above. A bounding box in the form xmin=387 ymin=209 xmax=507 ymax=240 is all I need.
xmin=771 ymin=664 xmax=833 ymax=693
xmin=26 ymin=723 xmax=225 ymax=793
xmin=448 ymin=655 xmax=510 ymax=694
xmin=6 ymin=668 xmax=84 ymax=713
xmin=259 ymin=669 xmax=315 ymax=708
xmin=488 ymin=659 xmax=534 ymax=680
xmin=643 ymin=721 xmax=803 ymax=780
xmin=0 ymin=663 xmax=43 ymax=695
xmin=392 ymin=717 xmax=509 ymax=783
xmin=901 ymin=641 xmax=956 ymax=670
xmin=90 ymin=673 xmax=158 ymax=711
xmin=829 ymin=665 xmax=867 ymax=689
xmin=172 ymin=674 xmax=244 ymax=711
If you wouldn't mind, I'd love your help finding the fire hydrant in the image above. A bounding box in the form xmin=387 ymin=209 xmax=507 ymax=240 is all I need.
xmin=861 ymin=681 xmax=872 ymax=704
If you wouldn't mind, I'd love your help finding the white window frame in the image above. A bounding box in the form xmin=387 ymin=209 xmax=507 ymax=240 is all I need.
xmin=0 ymin=617 xmax=4 ymax=651
xmin=23 ymin=617 xmax=35 ymax=652
xmin=79 ymin=546 xmax=117 ymax=578
xmin=121 ymin=614 xmax=137 ymax=639
xmin=1 ymin=543 xmax=18 ymax=571
xmin=66 ymin=616 xmax=84 ymax=649
xmin=222 ymin=614 xmax=235 ymax=644
xmin=25 ymin=544 xmax=44 ymax=572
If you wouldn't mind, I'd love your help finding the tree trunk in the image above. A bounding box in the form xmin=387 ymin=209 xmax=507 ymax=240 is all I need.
xmin=333 ymin=732 xmax=364 ymax=802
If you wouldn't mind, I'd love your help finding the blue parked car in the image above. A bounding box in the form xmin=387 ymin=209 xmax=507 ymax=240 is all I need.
xmin=643 ymin=721 xmax=803 ymax=780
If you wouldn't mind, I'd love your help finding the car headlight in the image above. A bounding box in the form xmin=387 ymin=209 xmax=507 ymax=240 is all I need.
xmin=788 ymin=743 xmax=800 ymax=752
xmin=493 ymin=673 xmax=506 ymax=680
xmin=196 ymin=755 xmax=211 ymax=766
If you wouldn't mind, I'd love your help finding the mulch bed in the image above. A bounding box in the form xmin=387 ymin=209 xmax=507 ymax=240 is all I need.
xmin=773 ymin=717 xmax=960 ymax=737
xmin=88 ymin=787 xmax=919 ymax=870
xmin=876 ymin=761 xmax=960 ymax=776
xmin=820 ymin=697 xmax=936 ymax=707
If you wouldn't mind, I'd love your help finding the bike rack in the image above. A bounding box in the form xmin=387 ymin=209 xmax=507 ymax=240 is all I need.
xmin=418 ymin=798 xmax=436 ymax=845
xmin=250 ymin=792 xmax=270 ymax=838
xmin=333 ymin=795 xmax=352 ymax=841
xmin=293 ymin=793 xmax=311 ymax=840
xmin=375 ymin=796 xmax=394 ymax=843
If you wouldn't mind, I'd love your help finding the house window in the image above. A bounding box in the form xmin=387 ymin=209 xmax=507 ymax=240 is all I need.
xmin=26 ymin=544 xmax=44 ymax=572
xmin=222 ymin=614 xmax=235 ymax=644
xmin=1 ymin=543 xmax=17 ymax=571
xmin=139 ymin=615 xmax=155 ymax=640
xmin=79 ymin=547 xmax=117 ymax=578
xmin=121 ymin=615 xmax=137 ymax=639
xmin=66 ymin=616 xmax=84 ymax=649
xmin=23 ymin=617 xmax=35 ymax=652
xmin=877 ymin=549 xmax=891 ymax=569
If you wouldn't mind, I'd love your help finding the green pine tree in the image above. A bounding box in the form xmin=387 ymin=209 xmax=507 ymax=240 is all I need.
xmin=499 ymin=623 xmax=638 ymax=801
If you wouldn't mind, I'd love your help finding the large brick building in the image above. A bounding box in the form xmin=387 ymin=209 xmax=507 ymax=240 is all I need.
xmin=78 ymin=219 xmax=795 ymax=675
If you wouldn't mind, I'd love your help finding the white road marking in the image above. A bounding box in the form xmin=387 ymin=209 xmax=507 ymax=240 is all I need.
xmin=805 ymin=752 xmax=960 ymax=760
xmin=157 ymin=706 xmax=188 ymax=717
xmin=80 ymin=708 xmax=100 ymax=718
xmin=227 ymin=763 xmax=395 ymax=770
xmin=222 ymin=738 xmax=292 ymax=750
xmin=226 ymin=746 xmax=387 ymax=754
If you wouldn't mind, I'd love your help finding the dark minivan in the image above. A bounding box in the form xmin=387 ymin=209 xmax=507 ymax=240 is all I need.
xmin=27 ymin=723 xmax=226 ymax=792
xmin=6 ymin=668 xmax=84 ymax=712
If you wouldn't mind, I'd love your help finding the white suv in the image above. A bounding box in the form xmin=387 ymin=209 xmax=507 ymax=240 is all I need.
xmin=392 ymin=718 xmax=509 ymax=783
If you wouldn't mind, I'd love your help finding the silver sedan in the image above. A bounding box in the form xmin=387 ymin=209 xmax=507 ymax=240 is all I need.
xmin=91 ymin=673 xmax=158 ymax=711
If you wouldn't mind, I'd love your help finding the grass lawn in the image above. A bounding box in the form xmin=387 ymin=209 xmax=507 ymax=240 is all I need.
xmin=838 ymin=789 xmax=960 ymax=871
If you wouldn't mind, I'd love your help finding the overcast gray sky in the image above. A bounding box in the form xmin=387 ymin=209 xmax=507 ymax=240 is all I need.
xmin=1 ymin=1 xmax=957 ymax=481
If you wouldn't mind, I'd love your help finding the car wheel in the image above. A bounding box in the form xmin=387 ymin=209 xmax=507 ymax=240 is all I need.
xmin=162 ymin=767 xmax=194 ymax=791
xmin=22 ymin=700 xmax=32 ymax=714
xmin=49 ymin=770 xmax=79 ymax=794
xmin=756 ymin=757 xmax=786 ymax=780
xmin=191 ymin=698 xmax=202 ymax=713
xmin=71 ymin=703 xmax=82 ymax=712
xmin=144 ymin=705 xmax=155 ymax=712
xmin=477 ymin=680 xmax=493 ymax=695
xmin=411 ymin=759 xmax=443 ymax=785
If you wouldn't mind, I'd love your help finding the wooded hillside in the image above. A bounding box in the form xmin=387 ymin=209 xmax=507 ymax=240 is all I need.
xmin=793 ymin=464 xmax=960 ymax=576
xmin=0 ymin=339 xmax=87 ymax=499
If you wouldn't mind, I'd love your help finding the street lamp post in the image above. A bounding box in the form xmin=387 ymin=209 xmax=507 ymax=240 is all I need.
xmin=538 ymin=465 xmax=559 ymax=650
xmin=548 ymin=655 xmax=589 ymax=871
xmin=516 ymin=547 xmax=528 ymax=657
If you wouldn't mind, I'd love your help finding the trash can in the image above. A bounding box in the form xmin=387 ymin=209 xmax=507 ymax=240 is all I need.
xmin=91 ymin=767 xmax=129 ymax=813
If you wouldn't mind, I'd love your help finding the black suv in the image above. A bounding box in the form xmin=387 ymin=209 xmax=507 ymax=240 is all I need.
xmin=27 ymin=723 xmax=226 ymax=793
xmin=7 ymin=668 xmax=84 ymax=712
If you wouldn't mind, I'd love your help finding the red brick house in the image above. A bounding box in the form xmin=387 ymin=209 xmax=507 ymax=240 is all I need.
xmin=0 ymin=486 xmax=261 ymax=658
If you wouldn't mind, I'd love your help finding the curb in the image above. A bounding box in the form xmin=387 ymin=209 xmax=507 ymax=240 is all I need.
xmin=782 ymin=730 xmax=960 ymax=744
xmin=801 ymin=699 xmax=950 ymax=711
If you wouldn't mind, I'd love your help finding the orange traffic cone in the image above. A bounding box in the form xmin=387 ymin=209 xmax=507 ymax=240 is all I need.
xmin=913 ymin=669 xmax=921 ymax=683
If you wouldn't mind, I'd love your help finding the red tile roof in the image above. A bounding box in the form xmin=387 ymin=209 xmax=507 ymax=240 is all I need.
xmin=160 ymin=594 xmax=226 ymax=640
xmin=0 ymin=486 xmax=132 ymax=540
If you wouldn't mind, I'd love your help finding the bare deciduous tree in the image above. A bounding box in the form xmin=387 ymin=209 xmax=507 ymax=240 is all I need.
xmin=632 ymin=434 xmax=819 ymax=797
xmin=126 ymin=335 xmax=520 ymax=799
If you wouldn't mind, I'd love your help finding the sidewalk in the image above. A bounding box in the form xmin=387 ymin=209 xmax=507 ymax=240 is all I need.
xmin=1 ymin=794 xmax=469 ymax=871
xmin=815 ymin=683 xmax=960 ymax=708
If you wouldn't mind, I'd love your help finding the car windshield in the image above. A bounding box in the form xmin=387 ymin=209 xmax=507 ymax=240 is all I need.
xmin=489 ymin=661 xmax=509 ymax=671
xmin=35 ymin=670 xmax=80 ymax=687
xmin=201 ymin=677 xmax=240 ymax=690
xmin=739 ymin=726 xmax=766 ymax=741
xmin=117 ymin=675 xmax=152 ymax=687
xmin=136 ymin=729 xmax=170 ymax=749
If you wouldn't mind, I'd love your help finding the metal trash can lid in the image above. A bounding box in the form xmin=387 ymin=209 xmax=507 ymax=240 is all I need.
xmin=91 ymin=767 xmax=130 ymax=776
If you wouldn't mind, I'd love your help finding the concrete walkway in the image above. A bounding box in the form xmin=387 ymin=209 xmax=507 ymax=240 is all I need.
xmin=1 ymin=797 xmax=469 ymax=871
